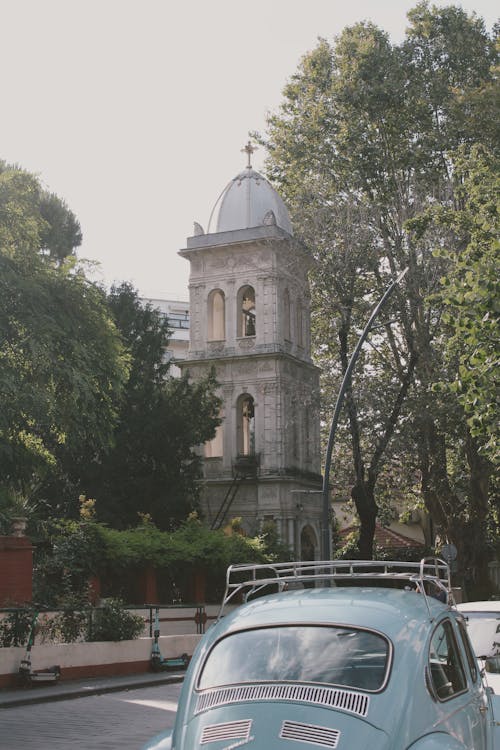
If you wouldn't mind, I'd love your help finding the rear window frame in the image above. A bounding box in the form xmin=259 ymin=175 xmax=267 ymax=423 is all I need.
xmin=196 ymin=622 xmax=393 ymax=694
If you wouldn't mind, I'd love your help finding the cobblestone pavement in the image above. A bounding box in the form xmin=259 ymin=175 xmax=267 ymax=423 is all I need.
xmin=0 ymin=682 xmax=181 ymax=750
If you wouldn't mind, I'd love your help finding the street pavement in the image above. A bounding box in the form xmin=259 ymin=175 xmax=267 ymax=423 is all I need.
xmin=0 ymin=673 xmax=183 ymax=750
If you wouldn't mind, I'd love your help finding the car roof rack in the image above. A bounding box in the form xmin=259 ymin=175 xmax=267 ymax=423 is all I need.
xmin=219 ymin=557 xmax=453 ymax=621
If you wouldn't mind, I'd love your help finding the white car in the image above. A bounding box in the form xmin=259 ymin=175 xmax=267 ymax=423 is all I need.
xmin=458 ymin=601 xmax=500 ymax=693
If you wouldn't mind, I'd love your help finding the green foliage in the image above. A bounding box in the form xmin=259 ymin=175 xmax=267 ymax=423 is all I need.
xmin=82 ymin=283 xmax=222 ymax=530
xmin=1 ymin=168 xmax=220 ymax=528
xmin=97 ymin=515 xmax=268 ymax=571
xmin=0 ymin=162 xmax=46 ymax=257
xmin=258 ymin=519 xmax=294 ymax=562
xmin=431 ymin=146 xmax=499 ymax=464
xmin=0 ymin=160 xmax=81 ymax=263
xmin=38 ymin=192 xmax=82 ymax=264
xmin=87 ymin=599 xmax=145 ymax=642
xmin=374 ymin=545 xmax=431 ymax=563
xmin=259 ymin=2 xmax=497 ymax=569
xmin=33 ymin=520 xmax=106 ymax=607
xmin=0 ymin=607 xmax=32 ymax=647
xmin=0 ymin=602 xmax=144 ymax=646
xmin=32 ymin=515 xmax=281 ymax=607
xmin=44 ymin=606 xmax=88 ymax=644
xmin=334 ymin=530 xmax=363 ymax=561
xmin=0 ymin=161 xmax=128 ymax=517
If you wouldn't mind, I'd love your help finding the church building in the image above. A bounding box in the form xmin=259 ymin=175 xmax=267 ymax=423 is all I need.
xmin=178 ymin=144 xmax=323 ymax=559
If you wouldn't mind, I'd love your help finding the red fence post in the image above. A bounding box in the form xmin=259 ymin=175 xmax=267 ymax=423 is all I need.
xmin=192 ymin=567 xmax=206 ymax=603
xmin=140 ymin=566 xmax=159 ymax=604
xmin=0 ymin=535 xmax=33 ymax=605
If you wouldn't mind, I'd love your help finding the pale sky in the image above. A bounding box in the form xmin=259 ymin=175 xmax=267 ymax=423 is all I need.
xmin=1 ymin=0 xmax=497 ymax=301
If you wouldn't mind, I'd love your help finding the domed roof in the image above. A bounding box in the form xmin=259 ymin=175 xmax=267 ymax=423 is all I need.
xmin=207 ymin=146 xmax=293 ymax=236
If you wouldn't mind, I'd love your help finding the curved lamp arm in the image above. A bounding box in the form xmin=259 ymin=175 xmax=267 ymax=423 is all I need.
xmin=321 ymin=267 xmax=409 ymax=560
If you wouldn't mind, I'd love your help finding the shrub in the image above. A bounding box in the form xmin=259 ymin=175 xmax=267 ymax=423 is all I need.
xmin=87 ymin=599 xmax=145 ymax=642
xmin=44 ymin=608 xmax=87 ymax=643
xmin=0 ymin=607 xmax=33 ymax=647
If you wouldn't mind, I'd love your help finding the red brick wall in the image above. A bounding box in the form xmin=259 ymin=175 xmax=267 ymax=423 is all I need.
xmin=0 ymin=536 xmax=33 ymax=606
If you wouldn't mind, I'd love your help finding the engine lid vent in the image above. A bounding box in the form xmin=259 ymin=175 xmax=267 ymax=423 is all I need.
xmin=280 ymin=720 xmax=340 ymax=748
xmin=200 ymin=719 xmax=252 ymax=744
xmin=196 ymin=683 xmax=369 ymax=718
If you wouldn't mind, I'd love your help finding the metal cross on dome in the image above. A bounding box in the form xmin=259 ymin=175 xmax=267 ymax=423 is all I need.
xmin=241 ymin=140 xmax=257 ymax=168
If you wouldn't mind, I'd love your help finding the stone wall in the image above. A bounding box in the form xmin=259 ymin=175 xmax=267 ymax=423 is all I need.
xmin=0 ymin=634 xmax=201 ymax=689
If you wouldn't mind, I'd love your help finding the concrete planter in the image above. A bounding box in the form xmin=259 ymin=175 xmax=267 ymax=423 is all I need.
xmin=0 ymin=634 xmax=201 ymax=689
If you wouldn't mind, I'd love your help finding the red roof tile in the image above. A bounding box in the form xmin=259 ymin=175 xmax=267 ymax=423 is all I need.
xmin=340 ymin=522 xmax=425 ymax=550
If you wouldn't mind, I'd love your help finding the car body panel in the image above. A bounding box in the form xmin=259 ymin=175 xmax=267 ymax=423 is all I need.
xmin=179 ymin=701 xmax=390 ymax=749
xmin=141 ymin=729 xmax=172 ymax=750
xmin=407 ymin=735 xmax=479 ymax=749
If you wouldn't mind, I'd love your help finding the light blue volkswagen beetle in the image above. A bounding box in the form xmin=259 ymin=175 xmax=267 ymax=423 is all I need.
xmin=142 ymin=559 xmax=500 ymax=749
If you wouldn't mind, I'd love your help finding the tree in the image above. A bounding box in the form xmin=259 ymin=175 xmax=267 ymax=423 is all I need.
xmin=259 ymin=2 xmax=497 ymax=569
xmin=0 ymin=160 xmax=82 ymax=263
xmin=436 ymin=147 xmax=499 ymax=465
xmin=39 ymin=192 xmax=82 ymax=264
xmin=81 ymin=283 xmax=222 ymax=530
xmin=0 ymin=160 xmax=128 ymax=521
xmin=399 ymin=145 xmax=499 ymax=590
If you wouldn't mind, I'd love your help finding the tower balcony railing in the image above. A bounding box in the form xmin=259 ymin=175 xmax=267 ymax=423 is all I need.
xmin=233 ymin=453 xmax=260 ymax=477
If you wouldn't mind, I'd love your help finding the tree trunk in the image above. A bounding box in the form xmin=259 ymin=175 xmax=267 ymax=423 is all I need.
xmin=351 ymin=481 xmax=377 ymax=559
xmin=461 ymin=432 xmax=493 ymax=595
xmin=419 ymin=414 xmax=493 ymax=596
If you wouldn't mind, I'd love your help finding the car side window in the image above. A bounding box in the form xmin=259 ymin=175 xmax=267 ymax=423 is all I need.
xmin=428 ymin=620 xmax=467 ymax=700
xmin=457 ymin=618 xmax=478 ymax=684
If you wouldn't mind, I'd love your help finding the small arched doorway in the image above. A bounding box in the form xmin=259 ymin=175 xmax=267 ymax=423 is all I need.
xmin=300 ymin=524 xmax=318 ymax=562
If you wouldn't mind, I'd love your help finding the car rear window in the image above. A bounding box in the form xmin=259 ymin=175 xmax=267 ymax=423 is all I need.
xmin=198 ymin=625 xmax=390 ymax=692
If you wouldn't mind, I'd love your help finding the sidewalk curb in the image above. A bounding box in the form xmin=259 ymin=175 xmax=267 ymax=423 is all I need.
xmin=0 ymin=672 xmax=184 ymax=709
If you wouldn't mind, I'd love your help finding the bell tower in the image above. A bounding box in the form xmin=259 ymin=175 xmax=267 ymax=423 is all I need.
xmin=179 ymin=144 xmax=322 ymax=558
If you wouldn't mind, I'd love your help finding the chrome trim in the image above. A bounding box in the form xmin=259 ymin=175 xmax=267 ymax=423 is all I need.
xmin=195 ymin=683 xmax=370 ymax=718
xmin=219 ymin=558 xmax=452 ymax=619
xmin=280 ymin=720 xmax=340 ymax=748
xmin=200 ymin=720 xmax=252 ymax=744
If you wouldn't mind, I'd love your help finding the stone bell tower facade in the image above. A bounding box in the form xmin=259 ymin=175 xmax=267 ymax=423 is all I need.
xmin=179 ymin=145 xmax=322 ymax=558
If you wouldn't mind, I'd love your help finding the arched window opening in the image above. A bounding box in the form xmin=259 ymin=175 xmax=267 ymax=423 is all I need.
xmin=238 ymin=285 xmax=256 ymax=337
xmin=284 ymin=289 xmax=291 ymax=341
xmin=208 ymin=289 xmax=225 ymax=341
xmin=237 ymin=394 xmax=255 ymax=456
xmin=204 ymin=409 xmax=224 ymax=458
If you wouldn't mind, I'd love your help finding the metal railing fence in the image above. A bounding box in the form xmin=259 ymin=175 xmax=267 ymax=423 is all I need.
xmin=0 ymin=603 xmax=206 ymax=647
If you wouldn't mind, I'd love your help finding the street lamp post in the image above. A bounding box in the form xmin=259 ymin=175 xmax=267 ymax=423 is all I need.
xmin=320 ymin=267 xmax=409 ymax=561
